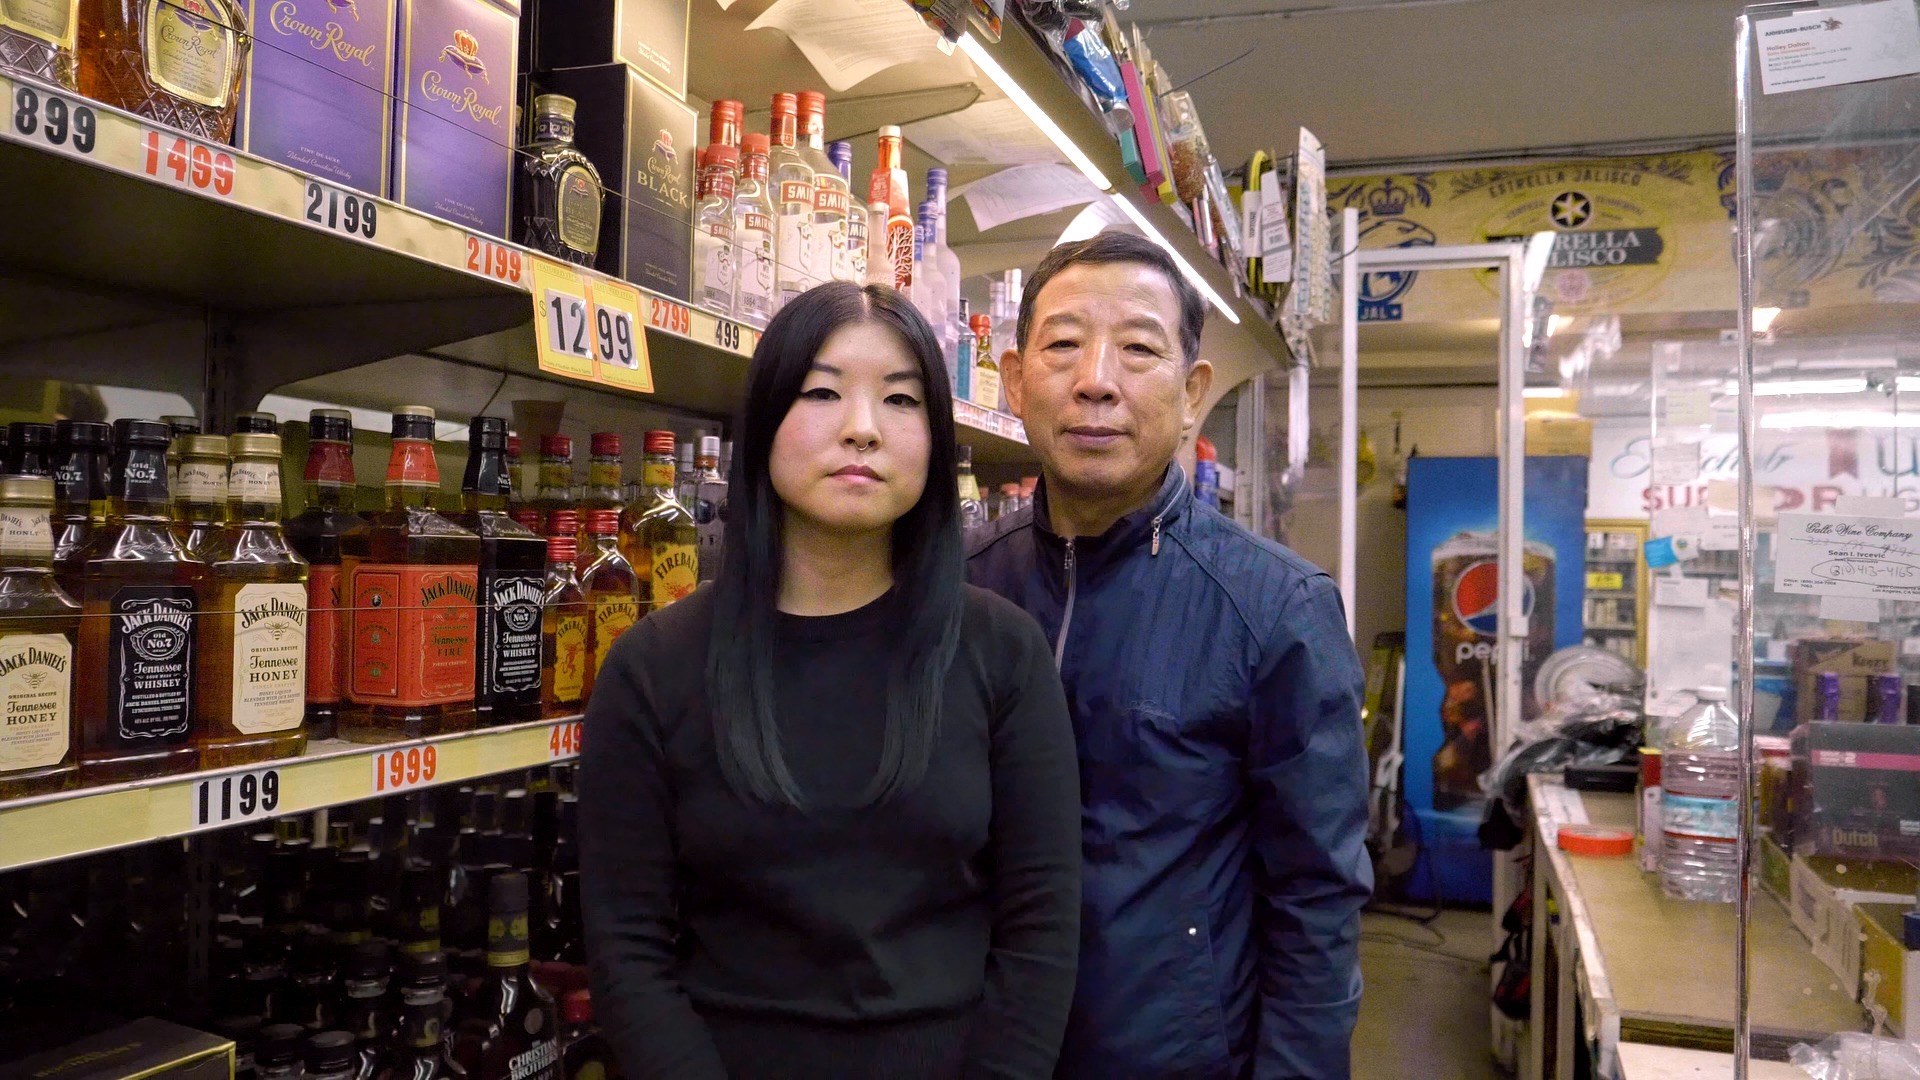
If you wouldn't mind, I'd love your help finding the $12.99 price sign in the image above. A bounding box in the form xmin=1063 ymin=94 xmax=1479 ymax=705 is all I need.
xmin=589 ymin=277 xmax=650 ymax=392
xmin=372 ymin=743 xmax=439 ymax=794
xmin=528 ymin=256 xmax=652 ymax=392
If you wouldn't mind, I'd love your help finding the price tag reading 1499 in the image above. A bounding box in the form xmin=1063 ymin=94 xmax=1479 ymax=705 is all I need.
xmin=372 ymin=743 xmax=439 ymax=793
xmin=141 ymin=127 xmax=235 ymax=197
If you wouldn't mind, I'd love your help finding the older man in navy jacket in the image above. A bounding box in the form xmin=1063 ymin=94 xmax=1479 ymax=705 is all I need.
xmin=967 ymin=231 xmax=1372 ymax=1079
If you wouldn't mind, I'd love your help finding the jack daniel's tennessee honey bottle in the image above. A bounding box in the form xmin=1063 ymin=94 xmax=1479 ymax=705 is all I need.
xmin=339 ymin=408 xmax=481 ymax=742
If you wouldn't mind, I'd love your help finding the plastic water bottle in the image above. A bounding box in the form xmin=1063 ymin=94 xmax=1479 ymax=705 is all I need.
xmin=1659 ymin=686 xmax=1742 ymax=903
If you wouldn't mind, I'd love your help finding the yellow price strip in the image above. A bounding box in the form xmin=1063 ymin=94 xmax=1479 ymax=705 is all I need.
xmin=1587 ymin=571 xmax=1625 ymax=592
xmin=590 ymin=277 xmax=652 ymax=393
xmin=529 ymin=256 xmax=598 ymax=380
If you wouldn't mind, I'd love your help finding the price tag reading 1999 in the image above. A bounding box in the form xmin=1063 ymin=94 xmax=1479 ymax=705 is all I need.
xmin=372 ymin=743 xmax=439 ymax=793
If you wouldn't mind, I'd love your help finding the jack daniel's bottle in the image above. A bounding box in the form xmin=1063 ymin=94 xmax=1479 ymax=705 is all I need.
xmin=50 ymin=419 xmax=110 ymax=599
xmin=286 ymin=409 xmax=361 ymax=741
xmin=514 ymin=94 xmax=602 ymax=267
xmin=76 ymin=419 xmax=207 ymax=783
xmin=449 ymin=418 xmax=544 ymax=727
xmin=339 ymin=408 xmax=482 ymax=742
xmin=0 ymin=474 xmax=82 ymax=798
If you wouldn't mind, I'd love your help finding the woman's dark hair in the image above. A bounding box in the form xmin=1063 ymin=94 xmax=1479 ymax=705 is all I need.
xmin=707 ymin=281 xmax=965 ymax=808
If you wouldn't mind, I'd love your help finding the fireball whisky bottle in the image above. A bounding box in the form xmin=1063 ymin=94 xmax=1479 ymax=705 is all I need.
xmin=76 ymin=418 xmax=207 ymax=784
xmin=448 ymin=417 xmax=544 ymax=728
xmin=0 ymin=0 xmax=80 ymax=88
xmin=538 ymin=528 xmax=586 ymax=720
xmin=574 ymin=433 xmax=622 ymax=574
xmin=196 ymin=432 xmax=310 ymax=769
xmin=339 ymin=407 xmax=482 ymax=743
xmin=514 ymin=93 xmax=602 ymax=267
xmin=622 ymin=431 xmax=696 ymax=612
xmin=78 ymin=0 xmax=251 ymax=143
xmin=578 ymin=509 xmax=635 ymax=700
xmin=0 ymin=474 xmax=82 ymax=799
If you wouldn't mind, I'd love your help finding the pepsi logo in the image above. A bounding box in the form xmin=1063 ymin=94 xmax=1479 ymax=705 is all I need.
xmin=1451 ymin=559 xmax=1534 ymax=635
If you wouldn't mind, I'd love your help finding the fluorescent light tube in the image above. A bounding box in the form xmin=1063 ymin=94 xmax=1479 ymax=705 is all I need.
xmin=1751 ymin=307 xmax=1781 ymax=333
xmin=1109 ymin=194 xmax=1241 ymax=324
xmin=1523 ymin=387 xmax=1568 ymax=398
xmin=958 ymin=33 xmax=1113 ymax=193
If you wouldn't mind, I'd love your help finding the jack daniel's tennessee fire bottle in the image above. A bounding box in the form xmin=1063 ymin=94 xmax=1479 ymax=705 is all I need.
xmin=339 ymin=407 xmax=481 ymax=742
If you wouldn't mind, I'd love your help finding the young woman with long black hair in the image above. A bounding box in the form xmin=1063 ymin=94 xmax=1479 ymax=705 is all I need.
xmin=578 ymin=281 xmax=1081 ymax=1079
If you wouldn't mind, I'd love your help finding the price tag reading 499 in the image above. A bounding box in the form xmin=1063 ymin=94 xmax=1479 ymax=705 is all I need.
xmin=372 ymin=743 xmax=439 ymax=793
xmin=528 ymin=256 xmax=598 ymax=381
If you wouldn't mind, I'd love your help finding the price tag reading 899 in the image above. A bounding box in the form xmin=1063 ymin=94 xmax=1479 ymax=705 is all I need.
xmin=372 ymin=744 xmax=439 ymax=793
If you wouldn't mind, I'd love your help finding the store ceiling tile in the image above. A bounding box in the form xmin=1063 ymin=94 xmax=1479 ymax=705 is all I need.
xmin=1126 ymin=0 xmax=1749 ymax=169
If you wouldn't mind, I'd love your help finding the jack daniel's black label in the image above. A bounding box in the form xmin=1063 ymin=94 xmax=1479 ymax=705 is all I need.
xmin=481 ymin=568 xmax=544 ymax=703
xmin=107 ymin=587 xmax=197 ymax=744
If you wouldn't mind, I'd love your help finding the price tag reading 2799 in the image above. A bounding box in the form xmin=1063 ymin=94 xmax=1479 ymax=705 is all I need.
xmin=372 ymin=743 xmax=438 ymax=793
xmin=141 ymin=127 xmax=235 ymax=197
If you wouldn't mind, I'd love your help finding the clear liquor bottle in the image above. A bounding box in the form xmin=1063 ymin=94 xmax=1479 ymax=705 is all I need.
xmin=674 ymin=440 xmax=696 ymax=509
xmin=285 ymin=409 xmax=361 ymax=742
xmin=514 ymin=94 xmax=603 ymax=267
xmin=450 ymin=872 xmax=560 ymax=1080
xmin=829 ymin=141 xmax=865 ymax=284
xmin=927 ymin=169 xmax=964 ymax=354
xmin=50 ymin=419 xmax=110 ymax=599
xmin=622 ymin=431 xmax=696 ymax=612
xmin=692 ymin=143 xmax=739 ymax=317
xmin=733 ymin=133 xmax=776 ymax=329
xmin=78 ymin=0 xmax=251 ymax=142
xmin=196 ymin=431 xmax=310 ymax=769
xmin=797 ymin=91 xmax=848 ymax=286
xmin=579 ymin=510 xmax=636 ymax=699
xmin=6 ymin=422 xmax=53 ymax=476
xmin=173 ymin=433 xmax=229 ymax=561
xmin=956 ymin=444 xmax=986 ymax=531
xmin=448 ymin=418 xmax=545 ymax=728
xmin=768 ymin=92 xmax=817 ymax=309
xmin=693 ymin=436 xmax=726 ymax=586
xmin=538 ymin=530 xmax=587 ymax=721
xmin=0 ymin=0 xmax=79 ymax=89
xmin=338 ymin=407 xmax=482 ymax=743
xmin=0 ymin=474 xmax=81 ymax=798
xmin=531 ymin=435 xmax=574 ymax=537
xmin=76 ymin=418 xmax=207 ymax=784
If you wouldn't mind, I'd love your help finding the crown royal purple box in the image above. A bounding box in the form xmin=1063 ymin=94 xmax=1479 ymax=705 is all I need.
xmin=390 ymin=0 xmax=519 ymax=236
xmin=240 ymin=0 xmax=397 ymax=195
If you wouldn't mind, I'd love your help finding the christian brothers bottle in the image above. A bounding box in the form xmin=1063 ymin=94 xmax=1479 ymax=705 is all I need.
xmin=451 ymin=871 xmax=560 ymax=1080
xmin=77 ymin=419 xmax=207 ymax=783
xmin=449 ymin=417 xmax=544 ymax=726
xmin=0 ymin=474 xmax=82 ymax=798
xmin=340 ymin=407 xmax=482 ymax=742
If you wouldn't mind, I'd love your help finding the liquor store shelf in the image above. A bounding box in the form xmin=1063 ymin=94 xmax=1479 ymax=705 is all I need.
xmin=0 ymin=715 xmax=583 ymax=874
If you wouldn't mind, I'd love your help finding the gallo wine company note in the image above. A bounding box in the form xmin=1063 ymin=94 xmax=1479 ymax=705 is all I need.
xmin=1775 ymin=512 xmax=1920 ymax=598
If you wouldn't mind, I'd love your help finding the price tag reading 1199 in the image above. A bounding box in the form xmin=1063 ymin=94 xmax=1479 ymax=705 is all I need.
xmin=372 ymin=744 xmax=438 ymax=793
xmin=141 ymin=127 xmax=235 ymax=197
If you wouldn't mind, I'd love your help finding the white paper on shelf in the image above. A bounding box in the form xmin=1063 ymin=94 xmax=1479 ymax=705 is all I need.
xmin=1651 ymin=441 xmax=1702 ymax=485
xmin=1836 ymin=495 xmax=1911 ymax=517
xmin=1534 ymin=783 xmax=1589 ymax=848
xmin=746 ymin=0 xmax=951 ymax=92
xmin=1820 ymin=594 xmax=1884 ymax=623
xmin=1651 ymin=504 xmax=1709 ymax=540
xmin=952 ymin=164 xmax=1102 ymax=232
xmin=1662 ymin=388 xmax=1715 ymax=428
xmin=903 ymin=98 xmax=1061 ymax=166
xmin=1647 ymin=596 xmax=1736 ymax=717
xmin=1775 ymin=511 xmax=1920 ymax=598
xmin=1654 ymin=576 xmax=1709 ymax=608
xmin=1756 ymin=0 xmax=1920 ymax=95
xmin=1701 ymin=515 xmax=1739 ymax=551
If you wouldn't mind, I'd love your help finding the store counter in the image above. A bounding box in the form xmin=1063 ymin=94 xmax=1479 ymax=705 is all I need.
xmin=1525 ymin=774 xmax=1864 ymax=1080
xmin=1616 ymin=1045 xmax=1805 ymax=1079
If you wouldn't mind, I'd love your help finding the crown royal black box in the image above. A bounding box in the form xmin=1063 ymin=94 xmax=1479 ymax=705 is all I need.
xmin=531 ymin=0 xmax=689 ymax=99
xmin=539 ymin=63 xmax=695 ymax=301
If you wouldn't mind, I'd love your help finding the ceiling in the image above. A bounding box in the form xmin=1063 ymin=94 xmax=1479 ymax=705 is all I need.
xmin=1123 ymin=0 xmax=1752 ymax=170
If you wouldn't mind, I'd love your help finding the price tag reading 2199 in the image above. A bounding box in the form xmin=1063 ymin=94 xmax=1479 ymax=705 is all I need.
xmin=372 ymin=744 xmax=438 ymax=793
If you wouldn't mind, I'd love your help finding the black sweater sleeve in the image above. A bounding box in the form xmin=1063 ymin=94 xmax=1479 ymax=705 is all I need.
xmin=962 ymin=598 xmax=1082 ymax=1078
xmin=578 ymin=618 xmax=730 ymax=1080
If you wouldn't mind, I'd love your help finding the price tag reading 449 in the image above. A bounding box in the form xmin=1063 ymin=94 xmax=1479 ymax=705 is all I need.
xmin=549 ymin=720 xmax=583 ymax=759
xmin=590 ymin=277 xmax=652 ymax=393
xmin=192 ymin=768 xmax=282 ymax=827
xmin=10 ymin=82 xmax=98 ymax=159
xmin=141 ymin=127 xmax=235 ymax=197
xmin=528 ymin=256 xmax=597 ymax=381
xmin=372 ymin=743 xmax=439 ymax=793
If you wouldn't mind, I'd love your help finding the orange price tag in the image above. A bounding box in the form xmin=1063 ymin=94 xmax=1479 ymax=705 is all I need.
xmin=589 ymin=277 xmax=652 ymax=393
xmin=528 ymin=256 xmax=598 ymax=381
xmin=466 ymin=233 xmax=524 ymax=286
xmin=140 ymin=126 xmax=235 ymax=197
xmin=548 ymin=719 xmax=583 ymax=760
xmin=371 ymin=743 xmax=440 ymax=793
xmin=648 ymin=296 xmax=693 ymax=338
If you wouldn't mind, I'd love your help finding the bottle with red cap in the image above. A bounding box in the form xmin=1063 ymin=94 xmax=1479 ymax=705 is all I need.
xmin=577 ymin=434 xmax=626 ymax=555
xmin=969 ymin=312 xmax=1001 ymax=411
xmin=708 ymin=98 xmax=743 ymax=151
xmin=579 ymin=508 xmax=638 ymax=696
xmin=733 ymin=133 xmax=777 ymax=329
xmin=287 ymin=408 xmax=362 ymax=742
xmin=539 ymin=518 xmax=589 ymax=721
xmin=694 ymin=145 xmax=740 ymax=317
xmin=621 ymin=431 xmax=698 ymax=613
xmin=769 ymin=92 xmax=819 ymax=308
xmin=797 ymin=91 xmax=848 ymax=287
xmin=532 ymin=435 xmax=576 ymax=535
xmin=559 ymin=990 xmax=615 ymax=1080
xmin=869 ymin=125 xmax=913 ymax=291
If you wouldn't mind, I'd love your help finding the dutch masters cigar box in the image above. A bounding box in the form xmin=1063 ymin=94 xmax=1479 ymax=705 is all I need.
xmin=1794 ymin=721 xmax=1920 ymax=862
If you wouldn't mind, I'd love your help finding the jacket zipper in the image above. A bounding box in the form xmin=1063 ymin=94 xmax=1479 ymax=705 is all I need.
xmin=1054 ymin=538 xmax=1077 ymax=670
xmin=1151 ymin=513 xmax=1163 ymax=556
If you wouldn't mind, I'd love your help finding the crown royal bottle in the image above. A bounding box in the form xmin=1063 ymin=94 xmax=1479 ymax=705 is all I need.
xmin=0 ymin=474 xmax=81 ymax=798
xmin=78 ymin=0 xmax=252 ymax=142
xmin=196 ymin=432 xmax=310 ymax=769
xmin=514 ymin=94 xmax=603 ymax=267
xmin=76 ymin=419 xmax=207 ymax=784
xmin=0 ymin=0 xmax=80 ymax=89
xmin=339 ymin=407 xmax=482 ymax=742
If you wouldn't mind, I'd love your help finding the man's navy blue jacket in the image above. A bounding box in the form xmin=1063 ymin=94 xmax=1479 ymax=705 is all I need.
xmin=966 ymin=466 xmax=1372 ymax=1080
